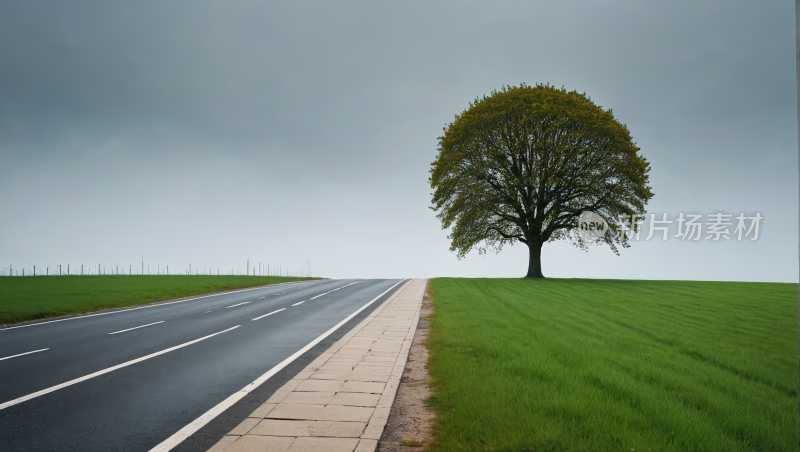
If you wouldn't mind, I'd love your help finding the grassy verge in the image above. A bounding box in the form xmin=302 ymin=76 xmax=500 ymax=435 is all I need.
xmin=426 ymin=278 xmax=797 ymax=452
xmin=0 ymin=275 xmax=318 ymax=325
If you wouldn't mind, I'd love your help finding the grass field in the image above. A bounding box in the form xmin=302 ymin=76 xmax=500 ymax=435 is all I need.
xmin=426 ymin=278 xmax=798 ymax=452
xmin=0 ymin=275 xmax=317 ymax=325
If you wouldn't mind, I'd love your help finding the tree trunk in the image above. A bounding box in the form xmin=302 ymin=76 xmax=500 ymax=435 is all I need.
xmin=526 ymin=241 xmax=545 ymax=278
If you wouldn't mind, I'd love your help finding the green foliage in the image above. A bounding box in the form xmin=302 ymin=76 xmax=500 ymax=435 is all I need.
xmin=429 ymin=84 xmax=654 ymax=271
xmin=425 ymin=278 xmax=797 ymax=451
xmin=0 ymin=275 xmax=317 ymax=325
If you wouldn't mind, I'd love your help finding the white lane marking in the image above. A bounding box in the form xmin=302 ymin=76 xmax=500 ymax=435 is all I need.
xmin=0 ymin=280 xmax=318 ymax=331
xmin=203 ymin=311 xmax=212 ymax=314
xmin=225 ymin=302 xmax=251 ymax=309
xmin=0 ymin=326 xmax=241 ymax=411
xmin=0 ymin=349 xmax=49 ymax=361
xmin=257 ymin=297 xmax=265 ymax=299
xmin=309 ymin=280 xmax=364 ymax=300
xmin=108 ymin=321 xmax=164 ymax=335
xmin=252 ymin=308 xmax=286 ymax=321
xmin=291 ymin=301 xmax=304 ymax=306
xmin=150 ymin=279 xmax=407 ymax=452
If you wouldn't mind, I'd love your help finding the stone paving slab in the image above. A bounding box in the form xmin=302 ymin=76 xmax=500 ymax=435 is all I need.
xmin=249 ymin=420 xmax=367 ymax=438
xmin=207 ymin=279 xmax=426 ymax=452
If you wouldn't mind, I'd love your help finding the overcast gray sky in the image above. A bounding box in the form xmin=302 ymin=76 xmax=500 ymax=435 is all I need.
xmin=0 ymin=0 xmax=796 ymax=282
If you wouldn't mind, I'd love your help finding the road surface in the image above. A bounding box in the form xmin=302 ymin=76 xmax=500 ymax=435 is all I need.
xmin=0 ymin=278 xmax=404 ymax=451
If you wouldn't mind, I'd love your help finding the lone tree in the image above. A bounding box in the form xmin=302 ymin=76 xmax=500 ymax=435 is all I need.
xmin=429 ymin=84 xmax=653 ymax=278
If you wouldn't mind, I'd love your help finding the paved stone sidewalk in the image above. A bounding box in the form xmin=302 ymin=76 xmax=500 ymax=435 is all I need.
xmin=207 ymin=279 xmax=427 ymax=452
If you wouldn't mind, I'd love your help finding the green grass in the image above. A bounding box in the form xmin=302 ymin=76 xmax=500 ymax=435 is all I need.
xmin=426 ymin=278 xmax=798 ymax=452
xmin=0 ymin=275 xmax=318 ymax=325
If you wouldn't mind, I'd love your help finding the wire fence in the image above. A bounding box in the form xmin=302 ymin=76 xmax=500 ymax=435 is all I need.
xmin=0 ymin=259 xmax=313 ymax=278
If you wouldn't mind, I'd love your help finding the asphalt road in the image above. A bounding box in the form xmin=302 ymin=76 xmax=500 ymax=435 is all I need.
xmin=0 ymin=278 xmax=404 ymax=451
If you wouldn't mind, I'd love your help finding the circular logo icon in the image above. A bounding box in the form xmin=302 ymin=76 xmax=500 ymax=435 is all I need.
xmin=577 ymin=211 xmax=608 ymax=241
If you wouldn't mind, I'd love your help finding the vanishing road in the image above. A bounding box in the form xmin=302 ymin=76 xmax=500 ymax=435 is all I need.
xmin=0 ymin=278 xmax=404 ymax=451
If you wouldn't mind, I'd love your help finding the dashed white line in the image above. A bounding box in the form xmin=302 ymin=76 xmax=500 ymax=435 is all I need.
xmin=292 ymin=301 xmax=304 ymax=306
xmin=0 ymin=281 xmax=314 ymax=331
xmin=257 ymin=297 xmax=265 ymax=299
xmin=225 ymin=302 xmax=251 ymax=308
xmin=0 ymin=280 xmax=313 ymax=331
xmin=251 ymin=308 xmax=286 ymax=321
xmin=309 ymin=281 xmax=364 ymax=300
xmin=108 ymin=321 xmax=165 ymax=335
xmin=0 ymin=349 xmax=49 ymax=361
xmin=0 ymin=326 xmax=241 ymax=411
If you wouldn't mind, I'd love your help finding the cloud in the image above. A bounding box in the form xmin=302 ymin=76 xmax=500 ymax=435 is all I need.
xmin=0 ymin=0 xmax=795 ymax=281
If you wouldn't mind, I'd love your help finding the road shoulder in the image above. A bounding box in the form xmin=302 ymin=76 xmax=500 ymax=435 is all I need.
xmin=377 ymin=287 xmax=435 ymax=450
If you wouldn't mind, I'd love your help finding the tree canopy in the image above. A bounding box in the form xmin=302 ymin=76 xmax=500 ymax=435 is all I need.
xmin=429 ymin=83 xmax=654 ymax=278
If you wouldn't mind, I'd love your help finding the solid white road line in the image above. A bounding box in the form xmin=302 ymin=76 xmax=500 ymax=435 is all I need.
xmin=0 ymin=280 xmax=317 ymax=331
xmin=0 ymin=348 xmax=49 ymax=361
xmin=108 ymin=321 xmax=165 ymax=335
xmin=0 ymin=326 xmax=241 ymax=411
xmin=150 ymin=279 xmax=407 ymax=452
xmin=225 ymin=302 xmax=251 ymax=309
xmin=291 ymin=301 xmax=304 ymax=306
xmin=251 ymin=309 xmax=286 ymax=321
